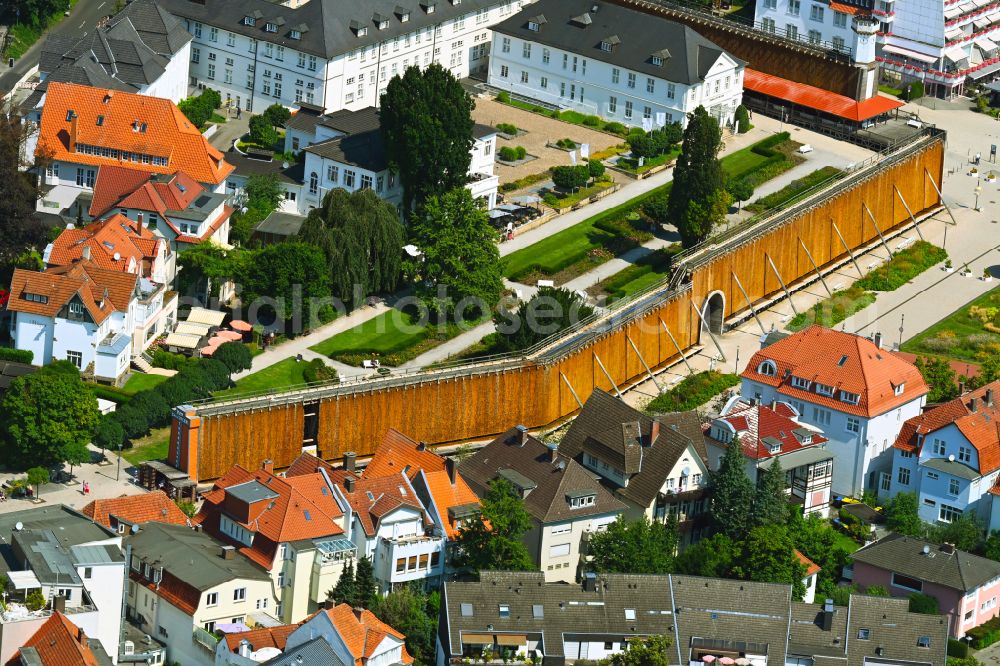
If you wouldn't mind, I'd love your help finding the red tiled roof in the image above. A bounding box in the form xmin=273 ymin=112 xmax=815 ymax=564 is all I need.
xmin=7 ymin=261 xmax=137 ymax=325
xmin=321 ymin=604 xmax=413 ymax=666
xmin=37 ymin=83 xmax=233 ymax=185
xmin=223 ymin=624 xmax=299 ymax=653
xmin=195 ymin=464 xmax=345 ymax=570
xmin=131 ymin=569 xmax=200 ymax=615
xmin=741 ymin=326 xmax=928 ymax=418
xmin=711 ymin=399 xmax=828 ymax=460
xmin=7 ymin=613 xmax=103 ymax=666
xmin=81 ymin=490 xmax=189 ymax=529
xmin=796 ymin=550 xmax=822 ymax=577
xmin=364 ymin=429 xmax=447 ymax=479
xmin=335 ymin=474 xmax=429 ymax=537
xmin=89 ymin=165 xmax=155 ymax=218
xmin=893 ymin=380 xmax=1000 ymax=474
xmin=47 ymin=214 xmax=162 ymax=276
xmin=743 ymin=69 xmax=905 ymax=122
xmin=420 ymin=469 xmax=481 ymax=539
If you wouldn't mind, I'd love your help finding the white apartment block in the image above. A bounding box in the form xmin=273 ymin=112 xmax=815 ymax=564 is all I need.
xmin=488 ymin=0 xmax=745 ymax=127
xmin=161 ymin=0 xmax=529 ymax=114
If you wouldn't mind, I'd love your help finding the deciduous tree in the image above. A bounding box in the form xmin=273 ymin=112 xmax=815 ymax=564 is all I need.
xmin=710 ymin=436 xmax=754 ymax=539
xmin=733 ymin=525 xmax=807 ymax=600
xmin=214 ymin=342 xmax=253 ymax=374
xmin=666 ymin=106 xmax=726 ymax=247
xmin=380 ymin=63 xmax=475 ymax=213
xmin=728 ymin=178 xmax=754 ymax=212
xmin=453 ymin=478 xmax=534 ymax=574
xmin=493 ymin=287 xmax=593 ymax=353
xmin=262 ymin=103 xmax=291 ymax=129
xmin=885 ymin=491 xmax=924 ymax=537
xmin=405 ymin=188 xmax=502 ymax=320
xmin=0 ymin=365 xmax=99 ymax=468
xmin=297 ymin=187 xmax=405 ymax=306
xmin=230 ymin=173 xmax=283 ymax=246
xmin=0 ymin=103 xmax=47 ymax=271
xmin=248 ymin=114 xmax=279 ymax=148
xmin=600 ymin=634 xmax=672 ymax=666
xmin=26 ymin=467 xmax=49 ymax=498
xmin=674 ymin=533 xmax=738 ymax=578
xmin=236 ymin=243 xmax=330 ymax=329
xmin=586 ymin=516 xmax=678 ymax=574
xmin=370 ymin=585 xmax=440 ymax=665
xmin=915 ymin=356 xmax=959 ymax=403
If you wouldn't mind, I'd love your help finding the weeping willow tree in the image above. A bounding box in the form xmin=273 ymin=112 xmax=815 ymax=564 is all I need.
xmin=298 ymin=188 xmax=405 ymax=307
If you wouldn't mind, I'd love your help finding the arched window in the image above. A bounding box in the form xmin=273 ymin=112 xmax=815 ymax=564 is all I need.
xmin=309 ymin=172 xmax=318 ymax=195
xmin=757 ymin=360 xmax=777 ymax=376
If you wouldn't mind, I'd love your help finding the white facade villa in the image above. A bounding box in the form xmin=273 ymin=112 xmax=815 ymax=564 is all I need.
xmin=488 ymin=0 xmax=745 ymax=127
xmin=161 ymin=0 xmax=528 ymax=114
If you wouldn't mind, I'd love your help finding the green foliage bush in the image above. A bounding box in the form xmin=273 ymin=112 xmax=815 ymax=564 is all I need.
xmin=496 ymin=91 xmax=511 ymax=103
xmin=94 ymin=415 xmax=125 ymax=451
xmin=948 ymin=639 xmax=970 ymax=658
xmin=966 ymin=615 xmax=1000 ymax=648
xmin=735 ymin=105 xmax=752 ymax=133
xmin=604 ymin=122 xmax=627 ymax=135
xmin=855 ymin=241 xmax=947 ymax=291
xmin=25 ymin=590 xmax=46 ymax=612
xmin=552 ymin=164 xmax=590 ymax=190
xmin=646 ymin=371 xmax=740 ymax=412
xmin=214 ymin=342 xmax=253 ymax=374
xmin=582 ymin=115 xmax=602 ymax=126
xmin=0 ymin=348 xmax=33 ymax=363
xmin=907 ymin=81 xmax=925 ymax=101
xmin=788 ymin=285 xmax=876 ymax=331
xmin=588 ymin=159 xmax=605 ymax=179
xmin=248 ymin=115 xmax=279 ymax=148
xmin=555 ymin=138 xmax=577 ymax=149
xmin=908 ymin=593 xmax=939 ymax=615
xmin=498 ymin=146 xmax=518 ymax=161
xmin=746 ymin=166 xmax=842 ymax=213
xmin=302 ymin=358 xmax=339 ymax=384
xmin=177 ymin=89 xmax=222 ymax=128
xmin=151 ymin=349 xmax=197 ymax=371
xmin=515 ymin=146 xmax=527 ymax=160
xmin=496 ymin=122 xmax=518 ymax=135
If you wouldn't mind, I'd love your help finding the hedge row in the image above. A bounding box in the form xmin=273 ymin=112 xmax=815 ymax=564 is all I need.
xmin=645 ymin=371 xmax=740 ymax=413
xmin=0 ymin=348 xmax=34 ymax=364
xmin=967 ymin=615 xmax=1000 ymax=648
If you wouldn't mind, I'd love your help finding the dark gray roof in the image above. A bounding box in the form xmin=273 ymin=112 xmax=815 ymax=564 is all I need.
xmin=226 ymin=151 xmax=305 ymax=184
xmin=922 ymin=457 xmax=979 ymax=481
xmin=0 ymin=361 xmax=36 ymax=392
xmin=255 ymin=211 xmax=308 ymax=237
xmin=226 ymin=480 xmax=280 ymax=504
xmin=441 ymin=573 xmax=948 ymax=666
xmin=851 ymin=533 xmax=1000 ymax=593
xmin=473 ymin=123 xmax=498 ymax=140
xmin=305 ymin=130 xmax=388 ymax=172
xmin=491 ymin=0 xmax=742 ymax=86
xmin=108 ymin=0 xmax=193 ymax=56
xmin=260 ymin=637 xmax=348 ymax=666
xmin=159 ymin=0 xmax=502 ymax=60
xmin=127 ymin=522 xmax=270 ymax=591
xmin=559 ymin=389 xmax=706 ymax=509
xmin=459 ymin=426 xmax=627 ymax=524
xmin=0 ymin=505 xmax=118 ymax=579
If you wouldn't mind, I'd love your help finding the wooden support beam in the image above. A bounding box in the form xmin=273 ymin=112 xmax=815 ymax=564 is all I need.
xmin=593 ymin=352 xmax=622 ymax=398
xmin=688 ymin=298 xmax=727 ymax=362
xmin=924 ymin=168 xmax=958 ymax=226
xmin=797 ymin=237 xmax=833 ymax=297
xmin=626 ymin=335 xmax=663 ymax=393
xmin=832 ymin=220 xmax=864 ymax=278
xmin=862 ymin=201 xmax=893 ymax=259
xmin=764 ymin=253 xmax=799 ymax=316
xmin=731 ymin=271 xmax=768 ymax=336
xmin=560 ymin=372 xmax=584 ymax=409
xmin=659 ymin=318 xmax=694 ymax=373
xmin=894 ymin=185 xmax=925 ymax=241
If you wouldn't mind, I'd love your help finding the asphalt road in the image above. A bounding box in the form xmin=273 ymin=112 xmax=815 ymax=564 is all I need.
xmin=1 ymin=0 xmax=117 ymax=95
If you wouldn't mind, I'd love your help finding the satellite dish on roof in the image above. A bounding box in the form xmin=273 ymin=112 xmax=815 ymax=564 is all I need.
xmin=113 ymin=252 xmax=121 ymax=261
xmin=948 ymin=454 xmax=956 ymax=462
xmin=14 ymin=522 xmax=22 ymax=531
xmin=131 ymin=524 xmax=140 ymax=534
xmin=922 ymin=545 xmax=931 ymax=555
xmin=66 ymin=222 xmax=75 ymax=230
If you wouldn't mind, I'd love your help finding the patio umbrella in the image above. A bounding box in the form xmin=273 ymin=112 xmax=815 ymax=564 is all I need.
xmin=217 ymin=330 xmax=243 ymax=342
xmin=702 ymin=657 xmax=717 ymax=663
xmin=229 ymin=319 xmax=252 ymax=332
xmin=720 ymin=658 xmax=735 ymax=664
xmin=200 ymin=345 xmax=217 ymax=357
xmin=512 ymin=194 xmax=542 ymax=205
xmin=735 ymin=658 xmax=751 ymax=665
xmin=208 ymin=335 xmax=229 ymax=347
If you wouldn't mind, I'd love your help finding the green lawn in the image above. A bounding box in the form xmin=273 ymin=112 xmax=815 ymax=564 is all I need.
xmin=121 ymin=427 xmax=171 ymax=466
xmin=879 ymin=85 xmax=904 ymax=97
xmin=310 ymin=310 xmax=429 ymax=359
xmin=616 ymin=147 xmax=681 ymax=174
xmin=591 ymin=247 xmax=680 ymax=303
xmin=646 ymin=371 xmax=740 ymax=413
xmin=122 ymin=373 xmax=170 ymax=395
xmin=214 ymin=357 xmax=308 ymax=398
xmin=545 ymin=179 xmax=615 ymax=209
xmin=902 ymin=285 xmax=1000 ymax=362
xmin=829 ymin=528 xmax=861 ymax=554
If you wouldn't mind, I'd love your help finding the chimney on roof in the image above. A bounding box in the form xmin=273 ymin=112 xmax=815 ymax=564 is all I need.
xmin=344 ymin=476 xmax=356 ymax=493
xmin=649 ymin=420 xmax=660 ymax=447
xmin=515 ymin=424 xmax=529 ymax=446
xmin=748 ymin=398 xmax=757 ymax=407
xmin=221 ymin=545 xmax=236 ymax=560
xmin=343 ymin=451 xmax=356 ymax=472
xmin=417 ymin=441 xmax=427 ymax=452
xmin=238 ymin=640 xmax=251 ymax=657
xmin=546 ymin=442 xmax=558 ymax=462
xmin=77 ymin=626 xmax=86 ymax=645
xmin=987 ymin=388 xmax=994 ymax=407
xmin=820 ymin=598 xmax=834 ymax=631
xmin=262 ymin=459 xmax=274 ymax=474
xmin=193 ymin=524 xmax=203 ymax=533
xmin=959 ymin=381 xmax=966 ymax=395
xmin=353 ymin=606 xmax=365 ymax=622
xmin=53 ymin=594 xmax=66 ymax=614
xmin=971 ymin=397 xmax=978 ymax=413
xmin=583 ymin=572 xmax=597 ymax=592
xmin=135 ymin=212 xmax=143 ymax=233
xmin=873 ymin=332 xmax=883 ymax=349
xmin=82 ymin=245 xmax=91 ymax=261
xmin=941 ymin=542 xmax=956 ymax=554
xmin=446 ymin=457 xmax=457 ymax=485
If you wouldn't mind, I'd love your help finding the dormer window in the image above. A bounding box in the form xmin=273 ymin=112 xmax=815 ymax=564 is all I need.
xmin=23 ymin=292 xmax=48 ymax=304
xmin=528 ymin=20 xmax=540 ymax=30
xmin=769 ymin=442 xmax=782 ymax=454
xmin=265 ymin=22 xmax=277 ymax=32
xmin=894 ymin=383 xmax=905 ymax=396
xmin=421 ymin=0 xmax=436 ymax=13
xmin=452 ymin=0 xmax=462 ymax=5
xmin=568 ymin=492 xmax=596 ymax=508
xmin=600 ymin=35 xmax=620 ymax=52
xmin=350 ymin=20 xmax=368 ymax=36
xmin=841 ymin=391 xmax=860 ymax=405
xmin=652 ymin=56 xmax=663 ymax=66
xmin=290 ymin=29 xmax=301 ymax=39
xmin=815 ymin=383 xmax=834 ymax=397
xmin=791 ymin=376 xmax=811 ymax=390
xmin=244 ymin=16 xmax=256 ymax=26
xmin=601 ymin=41 xmax=613 ymax=52
xmin=374 ymin=13 xmax=390 ymax=29
xmin=758 ymin=360 xmax=777 ymax=376
xmin=396 ymin=5 xmax=410 ymax=21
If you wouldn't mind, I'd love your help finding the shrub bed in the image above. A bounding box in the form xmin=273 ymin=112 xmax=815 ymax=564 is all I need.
xmin=496 ymin=122 xmax=518 ymax=135
xmin=498 ymin=145 xmax=528 ymax=162
xmin=597 ymin=246 xmax=680 ymax=303
xmin=855 ymin=241 xmax=947 ymax=291
xmin=494 ymin=94 xmax=630 ymax=136
xmin=967 ymin=615 xmax=1000 ymax=648
xmin=0 ymin=348 xmax=33 ymax=364
xmin=788 ymin=286 xmax=876 ymax=331
xmin=645 ymin=371 xmax=740 ymax=413
xmin=746 ymin=166 xmax=843 ymax=213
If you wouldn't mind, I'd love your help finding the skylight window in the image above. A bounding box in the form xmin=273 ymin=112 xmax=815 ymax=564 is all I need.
xmin=532 ymin=604 xmax=544 ymax=618
xmin=96 ymin=115 xmax=104 ymax=126
xmin=894 ymin=383 xmax=905 ymax=396
xmin=461 ymin=603 xmax=474 ymax=616
xmin=625 ymin=608 xmax=636 ymax=620
xmin=66 ymin=110 xmax=75 ymax=121
xmin=304 ymin=510 xmax=312 ymax=521
xmin=837 ymin=354 xmax=849 ymax=367
xmin=366 ymin=491 xmax=375 ymax=501
xmin=499 ymin=604 xmax=510 ymax=618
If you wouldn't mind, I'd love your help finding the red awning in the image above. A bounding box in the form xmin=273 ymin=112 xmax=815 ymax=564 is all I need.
xmin=743 ymin=69 xmax=905 ymax=122
xmin=829 ymin=2 xmax=862 ymax=13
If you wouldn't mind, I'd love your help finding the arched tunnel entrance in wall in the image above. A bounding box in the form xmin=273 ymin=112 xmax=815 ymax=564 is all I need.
xmin=703 ymin=291 xmax=725 ymax=336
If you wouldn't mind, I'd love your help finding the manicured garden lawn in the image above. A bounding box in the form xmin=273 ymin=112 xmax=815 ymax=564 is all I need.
xmin=122 ymin=427 xmax=171 ymax=466
xmin=214 ymin=357 xmax=308 ymax=397
xmin=122 ymin=373 xmax=169 ymax=395
xmin=310 ymin=310 xmax=429 ymax=359
xmin=590 ymin=247 xmax=681 ymax=304
xmin=7 ymin=0 xmax=80 ymax=59
xmin=902 ymin=285 xmax=1000 ymax=362
xmin=546 ymin=179 xmax=616 ymax=209
xmin=828 ymin=528 xmax=861 ymax=554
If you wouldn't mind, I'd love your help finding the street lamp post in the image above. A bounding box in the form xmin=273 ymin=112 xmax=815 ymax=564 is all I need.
xmin=898 ymin=313 xmax=905 ymax=350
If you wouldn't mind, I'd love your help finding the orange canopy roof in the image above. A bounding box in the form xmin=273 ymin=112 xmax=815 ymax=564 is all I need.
xmin=38 ymin=82 xmax=233 ymax=185
xmin=743 ymin=69 xmax=904 ymax=122
xmin=10 ymin=613 xmax=103 ymax=666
